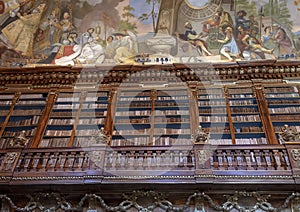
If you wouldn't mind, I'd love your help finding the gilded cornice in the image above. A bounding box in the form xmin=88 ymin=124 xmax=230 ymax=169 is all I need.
xmin=0 ymin=62 xmax=299 ymax=89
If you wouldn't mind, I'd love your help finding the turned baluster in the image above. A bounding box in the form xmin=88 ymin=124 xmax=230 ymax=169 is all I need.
xmin=23 ymin=153 xmax=33 ymax=172
xmin=244 ymin=150 xmax=254 ymax=170
xmin=273 ymin=150 xmax=283 ymax=170
xmin=254 ymin=150 xmax=263 ymax=170
xmin=263 ymin=150 xmax=274 ymax=170
xmin=41 ymin=153 xmax=50 ymax=171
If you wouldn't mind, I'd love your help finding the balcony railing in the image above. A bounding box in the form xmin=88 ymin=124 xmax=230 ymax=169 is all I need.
xmin=0 ymin=144 xmax=299 ymax=183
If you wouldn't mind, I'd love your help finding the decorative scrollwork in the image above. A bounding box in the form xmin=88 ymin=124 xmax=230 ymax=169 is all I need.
xmin=90 ymin=127 xmax=111 ymax=145
xmin=279 ymin=124 xmax=300 ymax=143
xmin=9 ymin=131 xmax=30 ymax=148
xmin=0 ymin=191 xmax=300 ymax=211
xmin=291 ymin=149 xmax=300 ymax=161
xmin=192 ymin=125 xmax=210 ymax=144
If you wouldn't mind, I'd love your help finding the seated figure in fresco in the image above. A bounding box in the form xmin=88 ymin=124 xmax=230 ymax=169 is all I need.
xmin=217 ymin=27 xmax=239 ymax=61
xmin=183 ymin=21 xmax=212 ymax=56
xmin=112 ymin=31 xmax=138 ymax=63
xmin=54 ymin=27 xmax=105 ymax=65
xmin=242 ymin=28 xmax=275 ymax=60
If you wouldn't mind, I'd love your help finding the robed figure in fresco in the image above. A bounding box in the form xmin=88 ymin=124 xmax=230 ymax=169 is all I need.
xmin=2 ymin=3 xmax=46 ymax=58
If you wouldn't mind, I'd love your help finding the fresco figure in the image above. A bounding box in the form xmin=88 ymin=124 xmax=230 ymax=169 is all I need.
xmin=55 ymin=28 xmax=105 ymax=65
xmin=0 ymin=0 xmax=35 ymax=32
xmin=274 ymin=28 xmax=293 ymax=56
xmin=112 ymin=31 xmax=138 ymax=63
xmin=58 ymin=11 xmax=74 ymax=43
xmin=236 ymin=25 xmax=248 ymax=57
xmin=242 ymin=28 xmax=274 ymax=60
xmin=2 ymin=3 xmax=46 ymax=58
xmin=217 ymin=27 xmax=239 ymax=61
xmin=184 ymin=21 xmax=212 ymax=56
xmin=235 ymin=10 xmax=249 ymax=36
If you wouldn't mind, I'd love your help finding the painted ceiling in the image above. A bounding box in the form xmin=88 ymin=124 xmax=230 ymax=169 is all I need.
xmin=0 ymin=0 xmax=299 ymax=67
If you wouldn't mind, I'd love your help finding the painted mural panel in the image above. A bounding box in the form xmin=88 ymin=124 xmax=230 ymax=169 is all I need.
xmin=0 ymin=0 xmax=299 ymax=66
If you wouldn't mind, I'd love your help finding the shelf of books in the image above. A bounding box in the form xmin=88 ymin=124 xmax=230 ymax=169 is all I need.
xmin=112 ymin=89 xmax=152 ymax=146
xmin=73 ymin=90 xmax=109 ymax=147
xmin=153 ymin=89 xmax=191 ymax=146
xmin=0 ymin=93 xmax=16 ymax=148
xmin=39 ymin=92 xmax=81 ymax=148
xmin=197 ymin=87 xmax=232 ymax=145
xmin=264 ymin=85 xmax=300 ymax=141
xmin=1 ymin=93 xmax=47 ymax=148
xmin=227 ymin=87 xmax=267 ymax=145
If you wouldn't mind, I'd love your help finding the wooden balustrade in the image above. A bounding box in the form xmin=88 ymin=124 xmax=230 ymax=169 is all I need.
xmin=209 ymin=145 xmax=291 ymax=171
xmin=0 ymin=144 xmax=299 ymax=183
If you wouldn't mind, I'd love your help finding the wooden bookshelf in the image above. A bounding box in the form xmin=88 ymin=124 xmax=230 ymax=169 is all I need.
xmin=264 ymin=84 xmax=300 ymax=141
xmin=197 ymin=87 xmax=232 ymax=145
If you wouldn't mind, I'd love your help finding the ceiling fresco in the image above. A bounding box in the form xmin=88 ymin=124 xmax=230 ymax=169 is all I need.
xmin=0 ymin=0 xmax=299 ymax=66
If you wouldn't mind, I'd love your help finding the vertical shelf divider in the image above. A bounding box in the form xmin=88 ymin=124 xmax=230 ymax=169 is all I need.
xmin=224 ymin=86 xmax=236 ymax=144
xmin=69 ymin=91 xmax=87 ymax=147
xmin=254 ymin=85 xmax=278 ymax=144
xmin=31 ymin=90 xmax=58 ymax=148
xmin=149 ymin=89 xmax=156 ymax=146
xmin=0 ymin=92 xmax=21 ymax=138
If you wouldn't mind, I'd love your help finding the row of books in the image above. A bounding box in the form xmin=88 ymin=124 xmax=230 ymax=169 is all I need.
xmin=115 ymin=118 xmax=150 ymax=124
xmin=235 ymin=138 xmax=267 ymax=144
xmin=82 ymin=103 xmax=108 ymax=108
xmin=48 ymin=118 xmax=75 ymax=125
xmin=231 ymin=115 xmax=261 ymax=122
xmin=77 ymin=118 xmax=105 ymax=125
xmin=230 ymin=107 xmax=258 ymax=113
xmin=199 ymin=108 xmax=227 ymax=114
xmin=154 ymin=102 xmax=189 ymax=107
xmin=154 ymin=117 xmax=189 ymax=123
xmin=157 ymin=96 xmax=188 ymax=100
xmin=6 ymin=115 xmax=40 ymax=126
xmin=271 ymin=115 xmax=300 ymax=121
xmin=17 ymin=100 xmax=46 ymax=105
xmin=229 ymin=94 xmax=254 ymax=98
xmin=116 ymin=110 xmax=151 ymax=116
xmin=2 ymin=128 xmax=36 ymax=137
xmin=200 ymin=116 xmax=228 ymax=122
xmin=44 ymin=130 xmax=72 ymax=137
xmin=268 ymin=107 xmax=300 ymax=113
xmin=118 ymin=102 xmax=152 ymax=107
xmin=265 ymin=93 xmax=300 ymax=98
xmin=12 ymin=109 xmax=42 ymax=116
xmin=39 ymin=138 xmax=70 ymax=147
xmin=153 ymin=128 xmax=190 ymax=134
xmin=229 ymin=100 xmax=256 ymax=106
xmin=267 ymin=99 xmax=300 ymax=104
xmin=52 ymin=104 xmax=80 ymax=109
xmin=227 ymin=88 xmax=253 ymax=94
xmin=155 ymin=110 xmax=190 ymax=115
xmin=235 ymin=126 xmax=263 ymax=133
xmin=113 ymin=129 xmax=150 ymax=135
xmin=198 ymin=94 xmax=225 ymax=99
xmin=0 ymin=95 xmax=14 ymax=100
xmin=264 ymin=87 xmax=298 ymax=93
xmin=119 ymin=97 xmax=151 ymax=101
xmin=198 ymin=101 xmax=226 ymax=106
xmin=0 ymin=101 xmax=12 ymax=105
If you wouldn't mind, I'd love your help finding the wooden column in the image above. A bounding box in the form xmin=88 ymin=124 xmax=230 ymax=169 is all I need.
xmin=31 ymin=90 xmax=58 ymax=148
xmin=104 ymin=89 xmax=117 ymax=144
xmin=0 ymin=92 xmax=21 ymax=137
xmin=69 ymin=91 xmax=87 ymax=147
xmin=149 ymin=89 xmax=157 ymax=146
xmin=224 ymin=86 xmax=236 ymax=144
xmin=254 ymin=85 xmax=278 ymax=144
xmin=189 ymin=87 xmax=199 ymax=137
